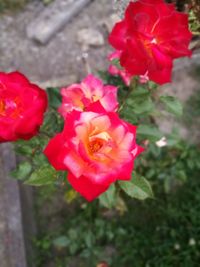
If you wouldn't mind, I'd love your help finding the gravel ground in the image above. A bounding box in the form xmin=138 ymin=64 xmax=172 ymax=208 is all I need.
xmin=0 ymin=0 xmax=116 ymax=86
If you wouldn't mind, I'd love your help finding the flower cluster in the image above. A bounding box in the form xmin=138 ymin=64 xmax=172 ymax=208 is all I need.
xmin=0 ymin=0 xmax=193 ymax=202
xmin=44 ymin=75 xmax=143 ymax=201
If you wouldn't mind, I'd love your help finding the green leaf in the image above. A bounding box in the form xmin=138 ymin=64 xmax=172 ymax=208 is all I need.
xmin=137 ymin=125 xmax=163 ymax=141
xmin=132 ymin=86 xmax=150 ymax=97
xmin=125 ymin=86 xmax=155 ymax=115
xmin=53 ymin=236 xmax=69 ymax=249
xmin=24 ymin=165 xmax=57 ymax=186
xmin=160 ymin=95 xmax=183 ymax=116
xmin=111 ymin=58 xmax=123 ymax=69
xmin=47 ymin=87 xmax=61 ymax=109
xmin=133 ymin=97 xmax=155 ymax=114
xmin=167 ymin=130 xmax=180 ymax=147
xmin=12 ymin=161 xmax=32 ymax=180
xmin=148 ymin=81 xmax=159 ymax=91
xmin=84 ymin=230 xmax=95 ymax=248
xmin=14 ymin=141 xmax=34 ymax=156
xmin=119 ymin=173 xmax=153 ymax=200
xmin=99 ymin=184 xmax=116 ymax=208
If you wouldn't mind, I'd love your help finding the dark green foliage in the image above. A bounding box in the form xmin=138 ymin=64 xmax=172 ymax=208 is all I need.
xmin=119 ymin=173 xmax=154 ymax=200
xmin=46 ymin=87 xmax=62 ymax=109
xmin=160 ymin=96 xmax=183 ymax=116
xmin=13 ymin=87 xmax=65 ymax=186
xmin=33 ymin=141 xmax=200 ymax=267
xmin=137 ymin=141 xmax=200 ymax=194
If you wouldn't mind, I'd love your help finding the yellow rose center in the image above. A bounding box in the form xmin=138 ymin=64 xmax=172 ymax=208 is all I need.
xmin=88 ymin=139 xmax=103 ymax=154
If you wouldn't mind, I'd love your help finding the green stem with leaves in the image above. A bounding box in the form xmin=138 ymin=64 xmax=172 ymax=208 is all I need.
xmin=118 ymin=77 xmax=137 ymax=113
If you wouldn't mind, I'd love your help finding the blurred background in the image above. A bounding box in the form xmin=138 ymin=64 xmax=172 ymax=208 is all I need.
xmin=0 ymin=0 xmax=200 ymax=267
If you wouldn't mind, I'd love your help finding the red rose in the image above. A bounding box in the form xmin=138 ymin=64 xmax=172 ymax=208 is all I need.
xmin=44 ymin=103 xmax=143 ymax=201
xmin=0 ymin=72 xmax=47 ymax=142
xmin=109 ymin=0 xmax=192 ymax=85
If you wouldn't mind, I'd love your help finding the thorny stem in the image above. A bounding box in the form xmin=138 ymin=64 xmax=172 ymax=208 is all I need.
xmin=118 ymin=77 xmax=137 ymax=113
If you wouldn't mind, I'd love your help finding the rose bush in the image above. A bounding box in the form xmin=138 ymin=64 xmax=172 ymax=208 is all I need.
xmin=58 ymin=74 xmax=118 ymax=118
xmin=109 ymin=0 xmax=192 ymax=84
xmin=0 ymin=71 xmax=47 ymax=142
xmin=44 ymin=103 xmax=143 ymax=201
xmin=2 ymin=0 xmax=198 ymax=206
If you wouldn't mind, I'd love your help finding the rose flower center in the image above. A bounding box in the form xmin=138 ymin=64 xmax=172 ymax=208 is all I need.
xmin=138 ymin=32 xmax=158 ymax=56
xmin=0 ymin=97 xmax=23 ymax=118
xmin=88 ymin=139 xmax=103 ymax=154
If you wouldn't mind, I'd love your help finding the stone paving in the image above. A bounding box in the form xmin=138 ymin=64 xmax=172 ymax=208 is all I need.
xmin=0 ymin=144 xmax=27 ymax=267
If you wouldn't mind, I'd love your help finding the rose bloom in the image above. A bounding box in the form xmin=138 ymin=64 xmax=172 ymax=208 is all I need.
xmin=58 ymin=74 xmax=118 ymax=118
xmin=109 ymin=0 xmax=192 ymax=85
xmin=0 ymin=72 xmax=47 ymax=142
xmin=44 ymin=103 xmax=143 ymax=201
